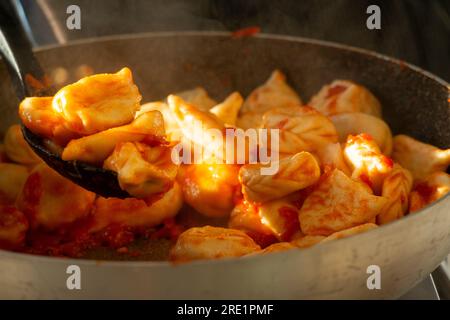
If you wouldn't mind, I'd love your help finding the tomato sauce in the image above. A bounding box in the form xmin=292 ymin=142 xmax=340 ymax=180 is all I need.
xmin=246 ymin=230 xmax=277 ymax=248
xmin=231 ymin=26 xmax=261 ymax=38
xmin=326 ymin=84 xmax=347 ymax=99
xmin=279 ymin=207 xmax=300 ymax=242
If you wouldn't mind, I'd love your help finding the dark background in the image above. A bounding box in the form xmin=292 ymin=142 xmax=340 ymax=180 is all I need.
xmin=20 ymin=0 xmax=450 ymax=81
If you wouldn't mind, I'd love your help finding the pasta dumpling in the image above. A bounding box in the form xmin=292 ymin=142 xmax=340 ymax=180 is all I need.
xmin=135 ymin=101 xmax=182 ymax=142
xmin=209 ymin=92 xmax=243 ymax=127
xmin=169 ymin=226 xmax=261 ymax=262
xmin=0 ymin=144 xmax=8 ymax=162
xmin=409 ymin=172 xmax=450 ymax=213
xmin=316 ymin=143 xmax=351 ymax=176
xmin=291 ymin=235 xmax=325 ymax=248
xmin=168 ymin=94 xmax=225 ymax=160
xmin=343 ymin=134 xmax=394 ymax=194
xmin=330 ymin=112 xmax=393 ymax=155
xmin=0 ymin=205 xmax=29 ymax=250
xmin=19 ymin=97 xmax=78 ymax=146
xmin=309 ymin=80 xmax=381 ymax=117
xmin=104 ymin=142 xmax=178 ymax=198
xmin=3 ymin=125 xmax=41 ymax=165
xmin=377 ymin=164 xmax=413 ymax=225
xmin=321 ymin=223 xmax=378 ymax=243
xmin=240 ymin=70 xmax=302 ymax=115
xmin=16 ymin=163 xmax=96 ymax=230
xmin=178 ymin=163 xmax=240 ymax=218
xmin=237 ymin=70 xmax=302 ymax=129
xmin=52 ymin=67 xmax=142 ymax=135
xmin=0 ymin=163 xmax=29 ymax=204
xmin=239 ymin=152 xmax=320 ymax=203
xmin=392 ymin=134 xmax=450 ymax=179
xmin=62 ymin=110 xmax=165 ymax=164
xmin=229 ymin=197 xmax=300 ymax=242
xmin=175 ymin=87 xmax=217 ymax=111
xmin=229 ymin=200 xmax=276 ymax=243
xmin=259 ymin=242 xmax=296 ymax=254
xmin=299 ymin=169 xmax=387 ymax=236
xmin=89 ymin=182 xmax=183 ymax=232
xmin=257 ymin=198 xmax=300 ymax=241
xmin=261 ymin=106 xmax=338 ymax=155
xmin=236 ymin=112 xmax=264 ymax=131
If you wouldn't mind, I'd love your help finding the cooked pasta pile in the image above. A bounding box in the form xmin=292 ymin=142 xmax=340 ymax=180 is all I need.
xmin=0 ymin=67 xmax=448 ymax=261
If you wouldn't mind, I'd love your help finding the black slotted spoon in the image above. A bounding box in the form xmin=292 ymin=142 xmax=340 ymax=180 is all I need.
xmin=0 ymin=0 xmax=130 ymax=198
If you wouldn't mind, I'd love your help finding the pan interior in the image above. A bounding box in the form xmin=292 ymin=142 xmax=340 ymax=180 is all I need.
xmin=0 ymin=33 xmax=448 ymax=260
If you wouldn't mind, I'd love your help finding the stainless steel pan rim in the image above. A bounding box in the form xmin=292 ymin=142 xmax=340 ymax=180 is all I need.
xmin=0 ymin=31 xmax=448 ymax=267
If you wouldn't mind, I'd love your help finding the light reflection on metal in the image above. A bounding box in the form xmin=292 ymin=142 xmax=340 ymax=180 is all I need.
xmin=36 ymin=0 xmax=67 ymax=44
xmin=11 ymin=0 xmax=37 ymax=47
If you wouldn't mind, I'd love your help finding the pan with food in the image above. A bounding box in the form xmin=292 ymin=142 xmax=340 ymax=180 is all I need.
xmin=0 ymin=32 xmax=448 ymax=299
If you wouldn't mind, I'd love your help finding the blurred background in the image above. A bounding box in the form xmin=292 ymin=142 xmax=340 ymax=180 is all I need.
xmin=17 ymin=0 xmax=450 ymax=81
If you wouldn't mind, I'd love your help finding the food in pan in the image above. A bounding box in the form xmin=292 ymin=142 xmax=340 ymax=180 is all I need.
xmin=0 ymin=67 xmax=448 ymax=262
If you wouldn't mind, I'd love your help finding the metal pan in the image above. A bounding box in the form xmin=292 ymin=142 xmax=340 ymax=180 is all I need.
xmin=0 ymin=32 xmax=448 ymax=299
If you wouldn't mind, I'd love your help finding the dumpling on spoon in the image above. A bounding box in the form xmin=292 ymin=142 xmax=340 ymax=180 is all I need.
xmin=52 ymin=67 xmax=142 ymax=135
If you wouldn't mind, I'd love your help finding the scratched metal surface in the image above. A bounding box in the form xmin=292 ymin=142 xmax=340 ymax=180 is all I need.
xmin=0 ymin=33 xmax=449 ymax=298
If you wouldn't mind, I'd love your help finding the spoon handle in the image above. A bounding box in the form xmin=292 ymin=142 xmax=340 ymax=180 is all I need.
xmin=0 ymin=0 xmax=51 ymax=99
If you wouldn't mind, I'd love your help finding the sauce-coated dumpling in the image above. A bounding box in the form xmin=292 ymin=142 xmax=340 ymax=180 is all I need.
xmin=0 ymin=163 xmax=29 ymax=204
xmin=136 ymin=101 xmax=182 ymax=142
xmin=209 ymin=92 xmax=243 ymax=127
xmin=239 ymin=152 xmax=320 ymax=203
xmin=178 ymin=163 xmax=240 ymax=218
xmin=299 ymin=169 xmax=387 ymax=236
xmin=309 ymin=80 xmax=381 ymax=117
xmin=261 ymin=106 xmax=338 ymax=155
xmin=392 ymin=134 xmax=450 ymax=180
xmin=104 ymin=142 xmax=178 ymax=198
xmin=0 ymin=205 xmax=29 ymax=250
xmin=16 ymin=163 xmax=96 ymax=230
xmin=321 ymin=223 xmax=378 ymax=242
xmin=229 ymin=196 xmax=300 ymax=242
xmin=330 ymin=112 xmax=393 ymax=155
xmin=344 ymin=134 xmax=394 ymax=194
xmin=259 ymin=242 xmax=296 ymax=254
xmin=291 ymin=235 xmax=325 ymax=248
xmin=237 ymin=70 xmax=302 ymax=130
xmin=89 ymin=182 xmax=183 ymax=232
xmin=52 ymin=67 xmax=142 ymax=135
xmin=316 ymin=143 xmax=351 ymax=176
xmin=167 ymin=94 xmax=225 ymax=158
xmin=19 ymin=97 xmax=78 ymax=146
xmin=409 ymin=172 xmax=450 ymax=213
xmin=377 ymin=164 xmax=413 ymax=225
xmin=175 ymin=87 xmax=217 ymax=112
xmin=170 ymin=226 xmax=261 ymax=262
xmin=62 ymin=110 xmax=165 ymax=165
xmin=3 ymin=125 xmax=41 ymax=166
